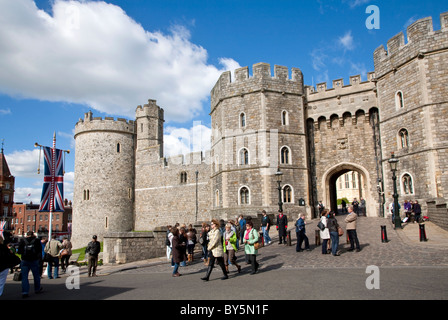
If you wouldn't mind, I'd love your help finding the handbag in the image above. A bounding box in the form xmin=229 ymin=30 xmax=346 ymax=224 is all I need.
xmin=338 ymin=226 xmax=344 ymax=237
xmin=317 ymin=221 xmax=325 ymax=231
xmin=43 ymin=252 xmax=52 ymax=262
xmin=60 ymin=249 xmax=69 ymax=257
xmin=254 ymin=242 xmax=261 ymax=250
xmin=13 ymin=271 xmax=22 ymax=281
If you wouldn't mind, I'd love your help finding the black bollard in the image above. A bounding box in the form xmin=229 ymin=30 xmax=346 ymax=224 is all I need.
xmin=286 ymin=230 xmax=292 ymax=246
xmin=381 ymin=225 xmax=388 ymax=243
xmin=419 ymin=223 xmax=428 ymax=242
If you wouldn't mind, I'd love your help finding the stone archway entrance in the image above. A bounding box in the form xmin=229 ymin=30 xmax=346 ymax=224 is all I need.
xmin=322 ymin=163 xmax=375 ymax=217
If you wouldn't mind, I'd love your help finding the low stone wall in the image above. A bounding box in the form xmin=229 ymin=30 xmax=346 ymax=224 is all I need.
xmin=103 ymin=227 xmax=167 ymax=264
xmin=427 ymin=198 xmax=448 ymax=231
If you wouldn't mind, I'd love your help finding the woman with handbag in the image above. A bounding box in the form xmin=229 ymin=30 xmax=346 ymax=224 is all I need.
xmin=320 ymin=209 xmax=331 ymax=254
xmin=223 ymin=223 xmax=241 ymax=273
xmin=244 ymin=220 xmax=259 ymax=275
xmin=201 ymin=219 xmax=228 ymax=281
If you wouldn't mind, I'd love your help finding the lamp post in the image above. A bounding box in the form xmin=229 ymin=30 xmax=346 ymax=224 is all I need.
xmin=388 ymin=153 xmax=402 ymax=229
xmin=275 ymin=167 xmax=283 ymax=212
xmin=195 ymin=170 xmax=199 ymax=223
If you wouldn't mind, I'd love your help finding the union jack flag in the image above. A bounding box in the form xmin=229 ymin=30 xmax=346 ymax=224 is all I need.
xmin=39 ymin=146 xmax=64 ymax=212
xmin=0 ymin=220 xmax=6 ymax=239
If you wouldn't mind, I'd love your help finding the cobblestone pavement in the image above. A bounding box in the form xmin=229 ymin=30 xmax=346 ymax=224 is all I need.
xmin=107 ymin=216 xmax=448 ymax=276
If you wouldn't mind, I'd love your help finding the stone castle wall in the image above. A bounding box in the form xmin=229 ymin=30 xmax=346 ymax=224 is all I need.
xmin=374 ymin=13 xmax=448 ymax=211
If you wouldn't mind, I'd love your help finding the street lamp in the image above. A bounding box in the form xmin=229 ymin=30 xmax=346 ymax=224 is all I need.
xmin=275 ymin=167 xmax=283 ymax=212
xmin=388 ymin=153 xmax=402 ymax=229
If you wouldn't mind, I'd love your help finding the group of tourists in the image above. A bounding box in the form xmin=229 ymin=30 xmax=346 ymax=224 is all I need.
xmin=166 ymin=206 xmax=362 ymax=280
xmin=0 ymin=231 xmax=100 ymax=298
xmin=166 ymin=216 xmax=261 ymax=280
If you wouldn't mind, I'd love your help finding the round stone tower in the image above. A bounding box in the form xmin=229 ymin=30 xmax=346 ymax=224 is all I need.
xmin=71 ymin=111 xmax=135 ymax=249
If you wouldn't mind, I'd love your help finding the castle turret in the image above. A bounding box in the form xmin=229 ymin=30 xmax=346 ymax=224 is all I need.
xmin=210 ymin=63 xmax=309 ymax=220
xmin=374 ymin=12 xmax=448 ymax=206
xmin=71 ymin=112 xmax=135 ymax=249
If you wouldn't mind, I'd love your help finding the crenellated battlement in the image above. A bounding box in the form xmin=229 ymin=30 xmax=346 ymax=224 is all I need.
xmin=374 ymin=12 xmax=448 ymax=78
xmin=163 ymin=150 xmax=211 ymax=167
xmin=211 ymin=63 xmax=304 ymax=112
xmin=135 ymin=99 xmax=164 ymax=120
xmin=306 ymin=72 xmax=376 ymax=98
xmin=74 ymin=110 xmax=135 ymax=137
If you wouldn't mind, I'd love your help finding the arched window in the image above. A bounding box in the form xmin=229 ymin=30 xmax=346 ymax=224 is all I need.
xmin=180 ymin=172 xmax=187 ymax=184
xmin=282 ymin=110 xmax=289 ymax=125
xmin=240 ymin=112 xmax=246 ymax=128
xmin=239 ymin=148 xmax=249 ymax=165
xmin=399 ymin=129 xmax=409 ymax=148
xmin=280 ymin=146 xmax=290 ymax=164
xmin=282 ymin=185 xmax=293 ymax=203
xmin=396 ymin=91 xmax=404 ymax=109
xmin=117 ymin=143 xmax=120 ymax=153
xmin=402 ymin=174 xmax=414 ymax=195
xmin=239 ymin=187 xmax=250 ymax=205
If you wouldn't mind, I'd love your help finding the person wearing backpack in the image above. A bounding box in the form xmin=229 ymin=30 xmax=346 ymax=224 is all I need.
xmin=17 ymin=231 xmax=43 ymax=298
xmin=44 ymin=234 xmax=62 ymax=279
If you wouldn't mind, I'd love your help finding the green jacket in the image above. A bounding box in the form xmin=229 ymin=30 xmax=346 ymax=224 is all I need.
xmin=222 ymin=230 xmax=238 ymax=253
xmin=244 ymin=228 xmax=259 ymax=255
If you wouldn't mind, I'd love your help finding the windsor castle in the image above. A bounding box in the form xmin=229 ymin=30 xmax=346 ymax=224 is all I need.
xmin=71 ymin=13 xmax=448 ymax=263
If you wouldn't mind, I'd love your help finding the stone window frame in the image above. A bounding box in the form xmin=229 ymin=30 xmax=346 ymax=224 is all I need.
xmin=400 ymin=172 xmax=415 ymax=195
xmin=280 ymin=145 xmax=291 ymax=164
xmin=215 ymin=189 xmax=220 ymax=207
xmin=395 ymin=90 xmax=405 ymax=110
xmin=281 ymin=110 xmax=289 ymax=126
xmin=180 ymin=171 xmax=188 ymax=184
xmin=238 ymin=147 xmax=250 ymax=166
xmin=238 ymin=185 xmax=251 ymax=205
xmin=239 ymin=112 xmax=246 ymax=128
xmin=398 ymin=128 xmax=410 ymax=149
xmin=282 ymin=184 xmax=294 ymax=203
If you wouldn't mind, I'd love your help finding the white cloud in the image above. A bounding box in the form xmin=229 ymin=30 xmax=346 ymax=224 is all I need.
xmin=339 ymin=31 xmax=355 ymax=51
xmin=0 ymin=0 xmax=239 ymax=122
xmin=164 ymin=123 xmax=211 ymax=158
xmin=0 ymin=108 xmax=11 ymax=115
xmin=5 ymin=148 xmax=74 ymax=203
xmin=5 ymin=149 xmax=42 ymax=179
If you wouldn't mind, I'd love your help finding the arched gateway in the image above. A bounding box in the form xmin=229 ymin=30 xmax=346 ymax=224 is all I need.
xmin=322 ymin=163 xmax=376 ymax=217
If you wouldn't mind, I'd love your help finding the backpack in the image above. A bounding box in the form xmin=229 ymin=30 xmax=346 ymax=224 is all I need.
xmin=23 ymin=238 xmax=37 ymax=257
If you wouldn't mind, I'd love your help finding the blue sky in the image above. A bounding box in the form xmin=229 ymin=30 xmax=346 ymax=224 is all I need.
xmin=0 ymin=0 xmax=447 ymax=204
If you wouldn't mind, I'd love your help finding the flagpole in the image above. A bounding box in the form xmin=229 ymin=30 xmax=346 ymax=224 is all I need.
xmin=48 ymin=132 xmax=56 ymax=241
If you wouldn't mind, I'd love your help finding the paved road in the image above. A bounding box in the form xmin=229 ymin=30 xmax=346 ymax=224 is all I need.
xmin=2 ymin=216 xmax=448 ymax=302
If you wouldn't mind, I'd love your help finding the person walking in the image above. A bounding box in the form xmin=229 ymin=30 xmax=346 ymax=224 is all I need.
xmin=295 ymin=213 xmax=310 ymax=252
xmin=44 ymin=234 xmax=62 ymax=279
xmin=17 ymin=231 xmax=43 ymax=298
xmin=260 ymin=210 xmax=272 ymax=245
xmin=238 ymin=215 xmax=246 ymax=245
xmin=345 ymin=206 xmax=361 ymax=252
xmin=244 ymin=220 xmax=259 ymax=274
xmin=186 ymin=225 xmax=197 ymax=263
xmin=276 ymin=210 xmax=288 ymax=245
xmin=223 ymin=223 xmax=241 ymax=273
xmin=201 ymin=219 xmax=228 ymax=281
xmin=320 ymin=210 xmax=330 ymax=254
xmin=171 ymin=228 xmax=184 ymax=277
xmin=60 ymin=236 xmax=72 ymax=273
xmin=327 ymin=211 xmax=340 ymax=256
xmin=85 ymin=235 xmax=101 ymax=277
